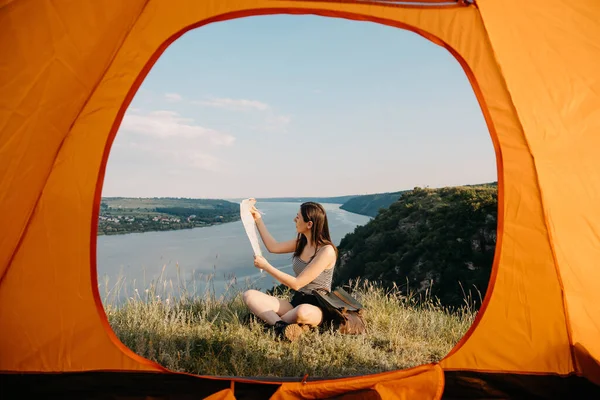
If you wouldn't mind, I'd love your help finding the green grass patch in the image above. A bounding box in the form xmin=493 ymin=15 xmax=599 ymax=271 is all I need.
xmin=103 ymin=276 xmax=475 ymax=378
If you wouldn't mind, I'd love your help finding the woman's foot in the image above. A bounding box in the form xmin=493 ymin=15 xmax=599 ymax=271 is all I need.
xmin=273 ymin=321 xmax=304 ymax=342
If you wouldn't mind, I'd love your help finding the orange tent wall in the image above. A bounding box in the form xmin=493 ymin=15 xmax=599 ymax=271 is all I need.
xmin=1 ymin=0 xmax=598 ymax=392
xmin=0 ymin=0 xmax=161 ymax=373
xmin=472 ymin=1 xmax=600 ymax=381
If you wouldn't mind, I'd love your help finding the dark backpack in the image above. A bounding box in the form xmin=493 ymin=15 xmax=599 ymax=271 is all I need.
xmin=312 ymin=287 xmax=368 ymax=335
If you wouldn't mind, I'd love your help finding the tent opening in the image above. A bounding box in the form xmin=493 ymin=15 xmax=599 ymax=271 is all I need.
xmin=95 ymin=13 xmax=498 ymax=379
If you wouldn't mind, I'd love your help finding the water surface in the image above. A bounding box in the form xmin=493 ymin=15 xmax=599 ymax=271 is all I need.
xmin=97 ymin=202 xmax=371 ymax=302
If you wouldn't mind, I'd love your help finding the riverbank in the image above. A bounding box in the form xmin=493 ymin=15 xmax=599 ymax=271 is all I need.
xmin=98 ymin=214 xmax=239 ymax=236
xmin=98 ymin=197 xmax=240 ymax=235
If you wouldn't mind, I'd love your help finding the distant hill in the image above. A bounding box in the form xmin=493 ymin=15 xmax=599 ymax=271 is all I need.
xmin=339 ymin=191 xmax=408 ymax=217
xmin=333 ymin=183 xmax=498 ymax=309
xmin=338 ymin=183 xmax=497 ymax=217
xmin=256 ymin=195 xmax=358 ymax=204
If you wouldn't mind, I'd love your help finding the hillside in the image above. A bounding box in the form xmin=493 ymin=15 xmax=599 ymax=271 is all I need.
xmin=333 ymin=184 xmax=498 ymax=308
xmin=339 ymin=191 xmax=407 ymax=217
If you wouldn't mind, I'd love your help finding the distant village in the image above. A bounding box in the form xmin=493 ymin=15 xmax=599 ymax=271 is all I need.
xmin=97 ymin=211 xmax=229 ymax=236
xmin=97 ymin=199 xmax=240 ymax=236
xmin=98 ymin=214 xmax=196 ymax=224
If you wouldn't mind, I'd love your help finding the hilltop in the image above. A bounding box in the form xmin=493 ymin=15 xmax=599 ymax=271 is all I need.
xmin=338 ymin=182 xmax=497 ymax=218
xmin=339 ymin=191 xmax=407 ymax=217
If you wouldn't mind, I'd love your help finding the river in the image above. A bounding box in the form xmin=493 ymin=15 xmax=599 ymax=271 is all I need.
xmin=96 ymin=202 xmax=371 ymax=304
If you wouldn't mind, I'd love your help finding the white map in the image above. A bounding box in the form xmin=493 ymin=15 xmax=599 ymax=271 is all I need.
xmin=240 ymin=198 xmax=262 ymax=258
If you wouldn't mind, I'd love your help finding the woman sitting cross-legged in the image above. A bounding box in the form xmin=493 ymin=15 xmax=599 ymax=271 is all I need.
xmin=243 ymin=199 xmax=337 ymax=342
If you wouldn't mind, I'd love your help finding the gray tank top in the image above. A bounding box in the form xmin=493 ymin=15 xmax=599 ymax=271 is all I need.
xmin=292 ymin=247 xmax=334 ymax=295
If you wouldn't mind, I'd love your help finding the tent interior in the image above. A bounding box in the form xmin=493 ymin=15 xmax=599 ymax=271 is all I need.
xmin=1 ymin=0 xmax=600 ymax=399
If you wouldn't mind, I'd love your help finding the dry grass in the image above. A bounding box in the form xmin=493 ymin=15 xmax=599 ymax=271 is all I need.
xmin=102 ymin=271 xmax=476 ymax=378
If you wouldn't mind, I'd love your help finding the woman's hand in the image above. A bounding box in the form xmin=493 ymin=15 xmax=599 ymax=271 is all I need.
xmin=250 ymin=206 xmax=261 ymax=221
xmin=248 ymin=198 xmax=262 ymax=221
xmin=254 ymin=255 xmax=269 ymax=270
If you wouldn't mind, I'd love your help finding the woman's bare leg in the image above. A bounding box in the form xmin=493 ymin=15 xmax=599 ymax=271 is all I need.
xmin=242 ymin=289 xmax=294 ymax=325
xmin=281 ymin=304 xmax=323 ymax=326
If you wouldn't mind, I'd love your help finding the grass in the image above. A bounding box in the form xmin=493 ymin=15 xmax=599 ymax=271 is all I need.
xmin=102 ymin=270 xmax=476 ymax=378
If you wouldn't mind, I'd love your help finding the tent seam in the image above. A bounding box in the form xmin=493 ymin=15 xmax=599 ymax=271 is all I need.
xmin=442 ymin=367 xmax=582 ymax=377
xmin=437 ymin=3 xmax=505 ymax=363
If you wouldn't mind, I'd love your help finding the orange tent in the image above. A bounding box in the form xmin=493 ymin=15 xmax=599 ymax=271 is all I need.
xmin=1 ymin=0 xmax=599 ymax=398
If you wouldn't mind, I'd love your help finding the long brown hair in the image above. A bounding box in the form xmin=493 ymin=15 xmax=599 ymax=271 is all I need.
xmin=293 ymin=202 xmax=338 ymax=260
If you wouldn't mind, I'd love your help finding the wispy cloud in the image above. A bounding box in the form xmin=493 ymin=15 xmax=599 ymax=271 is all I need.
xmin=121 ymin=109 xmax=235 ymax=146
xmin=165 ymin=93 xmax=183 ymax=102
xmin=112 ymin=109 xmax=235 ymax=173
xmin=125 ymin=141 xmax=224 ymax=172
xmin=193 ymin=96 xmax=291 ymax=133
xmin=260 ymin=114 xmax=292 ymax=133
xmin=194 ymin=97 xmax=270 ymax=111
xmin=187 ymin=152 xmax=222 ymax=171
xmin=127 ymin=94 xmax=290 ymax=136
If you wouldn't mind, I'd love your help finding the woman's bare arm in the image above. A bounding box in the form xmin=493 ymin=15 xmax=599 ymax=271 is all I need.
xmin=255 ymin=219 xmax=297 ymax=254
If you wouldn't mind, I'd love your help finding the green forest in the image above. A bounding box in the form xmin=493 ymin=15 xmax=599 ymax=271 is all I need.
xmin=333 ymin=184 xmax=498 ymax=308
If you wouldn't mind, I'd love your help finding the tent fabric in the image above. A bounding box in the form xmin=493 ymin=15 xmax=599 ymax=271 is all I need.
xmin=1 ymin=0 xmax=599 ymax=398
xmin=2 ymin=370 xmax=600 ymax=399
xmin=473 ymin=1 xmax=600 ymax=379
xmin=269 ymin=364 xmax=444 ymax=399
xmin=206 ymin=388 xmax=238 ymax=400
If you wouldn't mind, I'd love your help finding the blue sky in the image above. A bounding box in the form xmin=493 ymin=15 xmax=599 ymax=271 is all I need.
xmin=102 ymin=14 xmax=496 ymax=199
